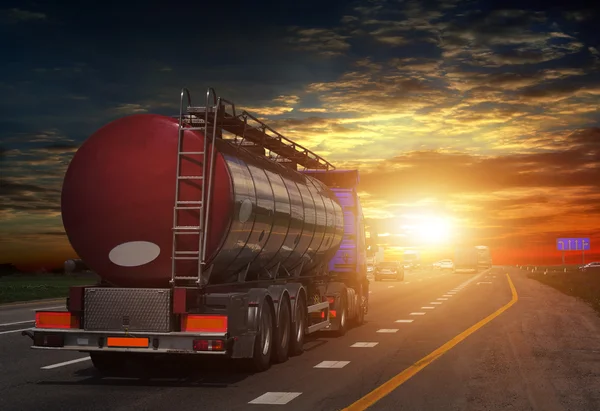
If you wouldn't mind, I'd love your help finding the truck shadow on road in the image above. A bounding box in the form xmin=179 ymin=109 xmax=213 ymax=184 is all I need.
xmin=34 ymin=335 xmax=338 ymax=388
xmin=35 ymin=357 xmax=256 ymax=388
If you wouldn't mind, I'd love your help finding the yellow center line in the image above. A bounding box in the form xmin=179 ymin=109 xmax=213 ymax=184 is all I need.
xmin=342 ymin=273 xmax=519 ymax=411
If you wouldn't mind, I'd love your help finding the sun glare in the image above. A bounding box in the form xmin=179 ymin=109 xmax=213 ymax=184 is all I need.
xmin=401 ymin=214 xmax=454 ymax=244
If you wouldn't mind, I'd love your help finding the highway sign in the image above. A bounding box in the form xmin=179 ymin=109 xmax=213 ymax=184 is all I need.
xmin=556 ymin=238 xmax=590 ymax=251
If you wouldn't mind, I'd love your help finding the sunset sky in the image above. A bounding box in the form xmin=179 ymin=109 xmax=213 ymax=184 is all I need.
xmin=1 ymin=0 xmax=600 ymax=270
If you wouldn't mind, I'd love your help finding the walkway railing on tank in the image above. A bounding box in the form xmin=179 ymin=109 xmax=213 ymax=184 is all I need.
xmin=186 ymin=89 xmax=335 ymax=171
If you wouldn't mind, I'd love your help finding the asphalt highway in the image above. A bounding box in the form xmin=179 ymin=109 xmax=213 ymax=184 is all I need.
xmin=2 ymin=267 xmax=600 ymax=411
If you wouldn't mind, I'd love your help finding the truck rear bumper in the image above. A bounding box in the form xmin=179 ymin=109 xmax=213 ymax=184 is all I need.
xmin=27 ymin=328 xmax=231 ymax=355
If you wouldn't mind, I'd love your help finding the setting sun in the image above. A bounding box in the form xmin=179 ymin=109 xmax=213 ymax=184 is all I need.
xmin=401 ymin=214 xmax=455 ymax=245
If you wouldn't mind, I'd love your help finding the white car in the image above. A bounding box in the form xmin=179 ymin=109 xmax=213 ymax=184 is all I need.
xmin=435 ymin=259 xmax=454 ymax=270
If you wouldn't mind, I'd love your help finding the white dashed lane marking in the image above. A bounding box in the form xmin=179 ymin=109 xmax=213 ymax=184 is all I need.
xmin=410 ymin=312 xmax=426 ymax=316
xmin=314 ymin=361 xmax=350 ymax=369
xmin=30 ymin=306 xmax=65 ymax=311
xmin=443 ymin=295 xmax=453 ymax=297
xmin=249 ymin=392 xmax=302 ymax=405
xmin=351 ymin=342 xmax=379 ymax=348
xmin=395 ymin=319 xmax=414 ymax=323
xmin=377 ymin=329 xmax=399 ymax=333
xmin=430 ymin=302 xmax=442 ymax=305
xmin=437 ymin=298 xmax=448 ymax=300
xmin=421 ymin=306 xmax=435 ymax=310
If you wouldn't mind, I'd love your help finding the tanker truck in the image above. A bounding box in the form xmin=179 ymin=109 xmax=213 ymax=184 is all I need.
xmin=23 ymin=88 xmax=369 ymax=373
xmin=475 ymin=245 xmax=492 ymax=270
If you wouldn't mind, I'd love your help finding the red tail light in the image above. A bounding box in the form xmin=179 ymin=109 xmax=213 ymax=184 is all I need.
xmin=192 ymin=339 xmax=225 ymax=352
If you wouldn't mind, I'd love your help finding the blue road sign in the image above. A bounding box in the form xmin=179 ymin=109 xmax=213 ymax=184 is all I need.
xmin=556 ymin=238 xmax=590 ymax=251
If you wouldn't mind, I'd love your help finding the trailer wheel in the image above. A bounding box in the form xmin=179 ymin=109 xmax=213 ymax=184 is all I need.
xmin=273 ymin=297 xmax=291 ymax=364
xmin=334 ymin=293 xmax=348 ymax=337
xmin=290 ymin=296 xmax=306 ymax=356
xmin=90 ymin=352 xmax=126 ymax=374
xmin=250 ymin=300 xmax=274 ymax=372
xmin=353 ymin=287 xmax=365 ymax=326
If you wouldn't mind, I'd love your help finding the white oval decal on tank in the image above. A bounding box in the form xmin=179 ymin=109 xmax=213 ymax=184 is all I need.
xmin=108 ymin=241 xmax=161 ymax=267
xmin=239 ymin=199 xmax=253 ymax=223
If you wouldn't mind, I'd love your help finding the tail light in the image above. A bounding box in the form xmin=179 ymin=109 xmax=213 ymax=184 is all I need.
xmin=193 ymin=339 xmax=225 ymax=351
xmin=35 ymin=311 xmax=79 ymax=329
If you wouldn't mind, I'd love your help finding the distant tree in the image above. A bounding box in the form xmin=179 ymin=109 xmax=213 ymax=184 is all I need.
xmin=0 ymin=263 xmax=20 ymax=277
xmin=50 ymin=267 xmax=65 ymax=275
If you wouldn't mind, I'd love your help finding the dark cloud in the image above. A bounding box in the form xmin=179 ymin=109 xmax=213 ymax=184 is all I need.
xmin=1 ymin=8 xmax=47 ymax=23
xmin=360 ymin=138 xmax=600 ymax=198
xmin=0 ymin=181 xmax=57 ymax=196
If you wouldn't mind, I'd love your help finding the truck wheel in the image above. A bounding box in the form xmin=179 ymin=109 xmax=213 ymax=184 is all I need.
xmin=334 ymin=294 xmax=348 ymax=337
xmin=289 ymin=296 xmax=306 ymax=356
xmin=250 ymin=301 xmax=274 ymax=372
xmin=90 ymin=352 xmax=126 ymax=374
xmin=272 ymin=297 xmax=291 ymax=364
xmin=353 ymin=289 xmax=365 ymax=326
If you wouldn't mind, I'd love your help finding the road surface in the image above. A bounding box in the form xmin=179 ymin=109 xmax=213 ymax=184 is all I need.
xmin=1 ymin=267 xmax=600 ymax=411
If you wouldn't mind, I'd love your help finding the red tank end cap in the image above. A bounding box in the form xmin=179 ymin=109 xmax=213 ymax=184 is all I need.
xmin=61 ymin=114 xmax=232 ymax=287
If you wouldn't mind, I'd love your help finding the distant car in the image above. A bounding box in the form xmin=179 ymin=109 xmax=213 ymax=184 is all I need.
xmin=433 ymin=259 xmax=454 ymax=270
xmin=579 ymin=262 xmax=600 ymax=272
xmin=374 ymin=261 xmax=404 ymax=281
xmin=439 ymin=260 xmax=454 ymax=270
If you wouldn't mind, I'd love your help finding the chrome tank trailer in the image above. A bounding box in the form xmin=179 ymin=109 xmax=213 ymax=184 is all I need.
xmin=61 ymin=114 xmax=344 ymax=288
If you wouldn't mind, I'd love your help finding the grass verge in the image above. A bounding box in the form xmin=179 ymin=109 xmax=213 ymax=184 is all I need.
xmin=527 ymin=270 xmax=600 ymax=314
xmin=0 ymin=274 xmax=99 ymax=304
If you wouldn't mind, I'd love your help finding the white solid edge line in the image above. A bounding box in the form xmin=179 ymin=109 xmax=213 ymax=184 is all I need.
xmin=31 ymin=306 xmax=66 ymax=311
xmin=0 ymin=327 xmax=32 ymax=335
xmin=41 ymin=356 xmax=91 ymax=370
xmin=0 ymin=320 xmax=34 ymax=327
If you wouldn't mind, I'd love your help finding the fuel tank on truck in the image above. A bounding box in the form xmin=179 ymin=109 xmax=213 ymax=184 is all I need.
xmin=61 ymin=114 xmax=344 ymax=288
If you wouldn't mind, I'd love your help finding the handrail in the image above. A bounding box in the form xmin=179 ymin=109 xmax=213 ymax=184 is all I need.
xmin=236 ymin=110 xmax=335 ymax=170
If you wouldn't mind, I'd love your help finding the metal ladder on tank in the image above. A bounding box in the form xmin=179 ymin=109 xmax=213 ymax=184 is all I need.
xmin=170 ymin=88 xmax=221 ymax=287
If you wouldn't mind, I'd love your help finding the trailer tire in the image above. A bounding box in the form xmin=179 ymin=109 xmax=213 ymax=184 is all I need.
xmin=334 ymin=293 xmax=348 ymax=337
xmin=353 ymin=287 xmax=365 ymax=326
xmin=290 ymin=296 xmax=306 ymax=356
xmin=90 ymin=352 xmax=126 ymax=374
xmin=272 ymin=296 xmax=291 ymax=364
xmin=249 ymin=300 xmax=274 ymax=372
